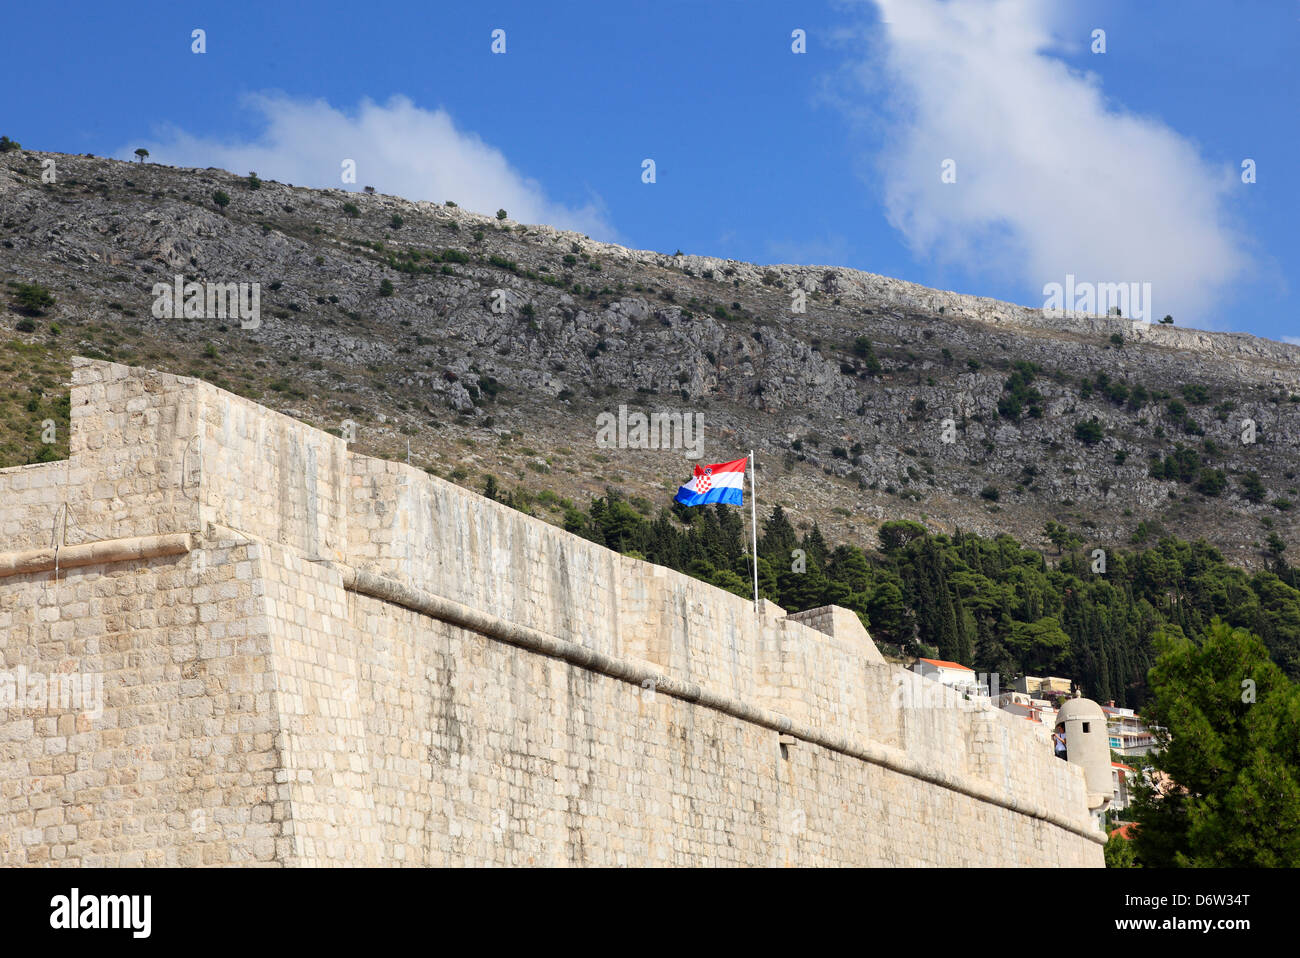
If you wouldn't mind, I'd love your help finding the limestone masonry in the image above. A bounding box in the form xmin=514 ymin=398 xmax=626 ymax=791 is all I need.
xmin=0 ymin=359 xmax=1104 ymax=866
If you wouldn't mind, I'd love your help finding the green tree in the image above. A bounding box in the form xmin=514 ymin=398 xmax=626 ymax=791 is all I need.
xmin=1250 ymin=572 xmax=1300 ymax=676
xmin=10 ymin=282 xmax=55 ymax=316
xmin=878 ymin=519 xmax=927 ymax=553
xmin=754 ymin=554 xmax=779 ymax=601
xmin=1240 ymin=471 xmax=1267 ymax=504
xmin=1129 ymin=620 xmax=1300 ymax=866
xmin=826 ymin=545 xmax=871 ymax=593
xmin=1074 ymin=418 xmax=1104 ymax=445
xmin=866 ymin=579 xmax=908 ymax=645
xmin=803 ymin=523 xmax=830 ymax=569
xmin=997 ymin=362 xmax=1042 ymax=421
xmin=1104 ymin=832 xmax=1140 ymax=867
xmin=1194 ymin=468 xmax=1227 ymax=497
xmin=1044 ymin=520 xmax=1083 ymax=554
xmin=1006 ymin=617 xmax=1071 ymax=673
xmin=562 ymin=507 xmax=594 ymax=540
xmin=779 ymin=561 xmax=828 ymax=613
xmin=759 ymin=504 xmax=798 ymax=559
xmin=708 ymin=566 xmax=752 ymax=599
xmin=1266 ymin=533 xmax=1286 ymax=562
xmin=851 ymin=337 xmax=882 ymax=374
xmin=591 ymin=493 xmax=645 ymax=552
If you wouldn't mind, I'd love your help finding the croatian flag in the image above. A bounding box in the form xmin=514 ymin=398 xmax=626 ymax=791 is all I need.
xmin=674 ymin=456 xmax=747 ymax=506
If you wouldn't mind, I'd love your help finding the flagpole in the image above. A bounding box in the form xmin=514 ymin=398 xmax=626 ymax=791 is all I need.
xmin=749 ymin=450 xmax=759 ymax=614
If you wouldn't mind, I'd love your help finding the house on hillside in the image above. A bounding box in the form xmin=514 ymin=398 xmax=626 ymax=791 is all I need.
xmin=996 ymin=692 xmax=1057 ymax=728
xmin=1111 ymin=762 xmax=1136 ymax=810
xmin=912 ymin=657 xmax=998 ymax=701
xmin=1103 ymin=701 xmax=1161 ymax=757
xmin=914 ymin=657 xmax=975 ymax=685
xmin=1016 ymin=675 xmax=1073 ymax=696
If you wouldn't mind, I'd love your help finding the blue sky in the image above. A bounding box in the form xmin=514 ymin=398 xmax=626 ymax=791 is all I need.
xmin=2 ymin=0 xmax=1296 ymax=341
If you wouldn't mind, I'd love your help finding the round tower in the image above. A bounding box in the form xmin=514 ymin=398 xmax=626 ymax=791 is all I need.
xmin=1056 ymin=697 xmax=1111 ymax=810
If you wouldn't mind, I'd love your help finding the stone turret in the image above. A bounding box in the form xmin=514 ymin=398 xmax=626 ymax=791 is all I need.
xmin=1057 ymin=697 xmax=1112 ymax=813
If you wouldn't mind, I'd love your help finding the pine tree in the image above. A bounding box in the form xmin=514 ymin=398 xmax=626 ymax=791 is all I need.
xmin=760 ymin=505 xmax=798 ymax=562
xmin=803 ymin=523 xmax=830 ymax=569
xmin=1129 ymin=620 xmax=1300 ymax=866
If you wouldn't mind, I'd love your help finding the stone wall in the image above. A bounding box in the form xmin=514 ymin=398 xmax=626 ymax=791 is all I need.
xmin=0 ymin=358 xmax=1104 ymax=866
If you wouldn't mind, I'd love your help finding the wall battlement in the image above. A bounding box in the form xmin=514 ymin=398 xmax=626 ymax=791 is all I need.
xmin=0 ymin=358 xmax=1103 ymax=866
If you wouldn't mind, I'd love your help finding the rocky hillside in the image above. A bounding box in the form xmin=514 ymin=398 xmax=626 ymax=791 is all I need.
xmin=2 ymin=148 xmax=1298 ymax=565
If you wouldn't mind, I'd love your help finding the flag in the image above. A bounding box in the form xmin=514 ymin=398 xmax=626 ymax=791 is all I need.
xmin=674 ymin=456 xmax=747 ymax=506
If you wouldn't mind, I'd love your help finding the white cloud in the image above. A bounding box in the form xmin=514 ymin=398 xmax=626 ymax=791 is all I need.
xmin=122 ymin=94 xmax=613 ymax=238
xmin=849 ymin=0 xmax=1248 ymax=325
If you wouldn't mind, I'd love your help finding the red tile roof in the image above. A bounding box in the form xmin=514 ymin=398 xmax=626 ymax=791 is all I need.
xmin=917 ymin=657 xmax=974 ymax=671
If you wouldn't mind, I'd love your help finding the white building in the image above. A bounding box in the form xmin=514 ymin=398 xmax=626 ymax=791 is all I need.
xmin=1111 ymin=762 xmax=1136 ymax=811
xmin=996 ymin=691 xmax=1056 ymax=728
xmin=1103 ymin=701 xmax=1161 ymax=757
xmin=913 ymin=658 xmax=983 ymax=693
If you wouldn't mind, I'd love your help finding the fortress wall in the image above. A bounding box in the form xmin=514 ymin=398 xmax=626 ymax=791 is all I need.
xmin=0 ymin=537 xmax=289 ymax=866
xmin=66 ymin=359 xmax=201 ymax=544
xmin=0 ymin=359 xmax=1105 ymax=865
xmin=968 ymin=703 xmax=1082 ymax=809
xmin=194 ymin=380 xmax=349 ymax=563
xmin=347 ymin=456 xmax=628 ymax=662
xmin=250 ymin=535 xmax=382 ymax=865
xmin=345 ymin=454 xmax=889 ymax=736
xmin=631 ymin=560 xmax=769 ymax=705
xmin=348 ymin=455 xmax=772 ymax=709
xmin=276 ymin=589 xmax=1093 ymax=866
xmin=0 ymin=355 xmax=202 ymax=553
xmin=0 ymin=459 xmax=71 ymax=554
xmin=781 ymin=605 xmax=901 ymax=748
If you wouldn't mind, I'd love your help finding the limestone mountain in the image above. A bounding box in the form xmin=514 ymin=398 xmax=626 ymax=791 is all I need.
xmin=1 ymin=148 xmax=1297 ymax=565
